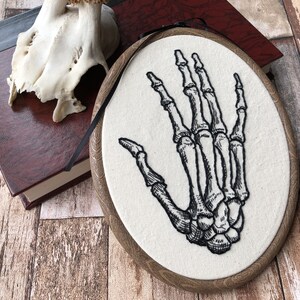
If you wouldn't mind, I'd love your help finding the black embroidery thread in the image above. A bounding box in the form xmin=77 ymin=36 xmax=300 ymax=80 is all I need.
xmin=119 ymin=49 xmax=249 ymax=255
xmin=65 ymin=19 xmax=253 ymax=172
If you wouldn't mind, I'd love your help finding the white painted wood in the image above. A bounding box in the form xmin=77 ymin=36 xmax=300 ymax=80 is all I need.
xmin=0 ymin=1 xmax=7 ymax=20
xmin=40 ymin=177 xmax=103 ymax=219
xmin=278 ymin=213 xmax=300 ymax=300
xmin=229 ymin=0 xmax=293 ymax=39
xmin=6 ymin=0 xmax=43 ymax=9
xmin=0 ymin=172 xmax=40 ymax=300
xmin=283 ymin=0 xmax=300 ymax=53
xmin=30 ymin=218 xmax=108 ymax=299
xmin=196 ymin=261 xmax=283 ymax=299
xmin=152 ymin=278 xmax=198 ymax=300
xmin=108 ymin=230 xmax=154 ymax=300
xmin=290 ymin=0 xmax=300 ymax=48
xmin=271 ymin=38 xmax=300 ymax=150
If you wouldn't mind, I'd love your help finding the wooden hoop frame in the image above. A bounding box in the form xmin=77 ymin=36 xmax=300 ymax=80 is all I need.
xmin=89 ymin=28 xmax=299 ymax=292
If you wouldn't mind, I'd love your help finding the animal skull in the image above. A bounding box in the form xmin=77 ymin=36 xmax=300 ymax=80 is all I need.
xmin=7 ymin=0 xmax=120 ymax=122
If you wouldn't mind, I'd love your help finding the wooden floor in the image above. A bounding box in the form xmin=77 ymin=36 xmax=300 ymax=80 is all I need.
xmin=1 ymin=0 xmax=300 ymax=299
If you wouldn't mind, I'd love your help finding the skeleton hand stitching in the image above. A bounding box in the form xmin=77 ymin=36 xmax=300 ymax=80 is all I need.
xmin=119 ymin=49 xmax=249 ymax=255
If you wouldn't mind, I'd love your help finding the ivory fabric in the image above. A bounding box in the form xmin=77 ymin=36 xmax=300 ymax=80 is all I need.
xmin=102 ymin=35 xmax=290 ymax=280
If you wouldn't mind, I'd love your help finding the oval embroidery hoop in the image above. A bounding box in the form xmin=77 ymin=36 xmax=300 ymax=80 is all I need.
xmin=90 ymin=28 xmax=299 ymax=292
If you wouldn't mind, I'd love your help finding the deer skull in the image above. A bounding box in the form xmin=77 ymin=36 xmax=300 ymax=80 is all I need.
xmin=7 ymin=0 xmax=120 ymax=122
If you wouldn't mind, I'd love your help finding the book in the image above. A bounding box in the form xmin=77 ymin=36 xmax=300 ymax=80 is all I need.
xmin=0 ymin=47 xmax=106 ymax=209
xmin=0 ymin=0 xmax=282 ymax=209
xmin=112 ymin=0 xmax=283 ymax=67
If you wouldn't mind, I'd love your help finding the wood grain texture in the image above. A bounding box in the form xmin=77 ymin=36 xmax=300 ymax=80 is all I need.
xmin=270 ymin=38 xmax=300 ymax=300
xmin=277 ymin=210 xmax=300 ymax=300
xmin=108 ymin=230 xmax=153 ymax=300
xmin=5 ymin=0 xmax=42 ymax=9
xmin=30 ymin=218 xmax=108 ymax=300
xmin=0 ymin=172 xmax=40 ymax=300
xmin=90 ymin=28 xmax=299 ymax=292
xmin=283 ymin=0 xmax=300 ymax=53
xmin=0 ymin=1 xmax=7 ymax=20
xmin=152 ymin=277 xmax=198 ymax=300
xmin=228 ymin=0 xmax=293 ymax=39
xmin=40 ymin=177 xmax=103 ymax=220
xmin=108 ymin=230 xmax=199 ymax=300
xmin=271 ymin=38 xmax=300 ymax=151
xmin=197 ymin=260 xmax=283 ymax=299
xmin=109 ymin=231 xmax=283 ymax=299
xmin=0 ymin=0 xmax=42 ymax=20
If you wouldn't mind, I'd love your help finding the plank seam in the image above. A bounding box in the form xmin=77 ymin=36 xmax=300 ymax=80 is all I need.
xmin=25 ymin=208 xmax=41 ymax=300
xmin=106 ymin=221 xmax=109 ymax=300
xmin=275 ymin=257 xmax=287 ymax=300
xmin=0 ymin=0 xmax=7 ymax=20
xmin=282 ymin=0 xmax=300 ymax=55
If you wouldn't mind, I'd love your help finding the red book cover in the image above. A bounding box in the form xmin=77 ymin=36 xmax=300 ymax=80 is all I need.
xmin=113 ymin=0 xmax=282 ymax=67
xmin=0 ymin=0 xmax=282 ymax=209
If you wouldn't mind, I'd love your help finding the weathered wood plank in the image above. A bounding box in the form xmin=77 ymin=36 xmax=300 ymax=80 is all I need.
xmin=0 ymin=1 xmax=7 ymax=20
xmin=30 ymin=218 xmax=108 ymax=300
xmin=283 ymin=0 xmax=300 ymax=53
xmin=0 ymin=0 xmax=41 ymax=20
xmin=108 ymin=230 xmax=153 ymax=300
xmin=40 ymin=178 xmax=103 ymax=219
xmin=196 ymin=261 xmax=283 ymax=299
xmin=270 ymin=37 xmax=300 ymax=300
xmin=152 ymin=277 xmax=198 ymax=299
xmin=277 ymin=210 xmax=300 ymax=300
xmin=0 ymin=172 xmax=40 ymax=300
xmin=109 ymin=230 xmax=199 ymax=299
xmin=5 ymin=0 xmax=42 ymax=9
xmin=271 ymin=38 xmax=300 ymax=151
xmin=108 ymin=230 xmax=283 ymax=299
xmin=228 ymin=0 xmax=293 ymax=39
xmin=233 ymin=260 xmax=283 ymax=299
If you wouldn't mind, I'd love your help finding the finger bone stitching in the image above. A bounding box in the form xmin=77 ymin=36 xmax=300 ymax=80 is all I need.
xmin=119 ymin=49 xmax=249 ymax=255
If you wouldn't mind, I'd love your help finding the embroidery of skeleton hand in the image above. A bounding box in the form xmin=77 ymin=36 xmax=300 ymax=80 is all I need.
xmin=7 ymin=0 xmax=119 ymax=122
xmin=119 ymin=50 xmax=249 ymax=255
